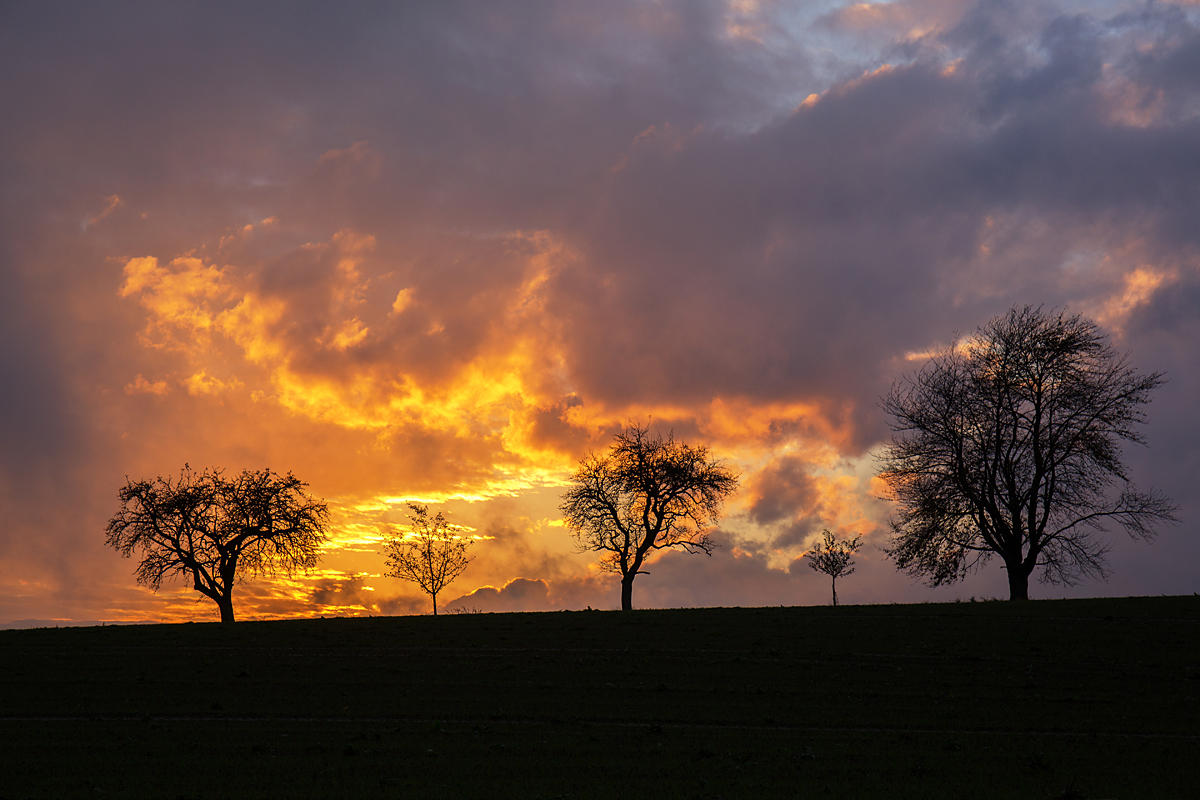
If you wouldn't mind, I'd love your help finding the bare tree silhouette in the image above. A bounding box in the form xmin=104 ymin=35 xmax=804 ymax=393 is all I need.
xmin=383 ymin=503 xmax=473 ymax=616
xmin=560 ymin=423 xmax=738 ymax=611
xmin=106 ymin=466 xmax=329 ymax=622
xmin=805 ymin=529 xmax=862 ymax=606
xmin=879 ymin=306 xmax=1177 ymax=600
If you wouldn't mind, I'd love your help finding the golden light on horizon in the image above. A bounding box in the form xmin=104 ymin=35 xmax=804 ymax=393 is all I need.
xmin=3 ymin=0 xmax=1195 ymax=628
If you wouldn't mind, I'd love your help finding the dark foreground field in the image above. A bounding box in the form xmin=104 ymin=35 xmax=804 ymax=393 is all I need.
xmin=2 ymin=596 xmax=1198 ymax=799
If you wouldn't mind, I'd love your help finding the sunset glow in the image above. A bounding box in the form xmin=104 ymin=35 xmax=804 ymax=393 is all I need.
xmin=2 ymin=0 xmax=1198 ymax=626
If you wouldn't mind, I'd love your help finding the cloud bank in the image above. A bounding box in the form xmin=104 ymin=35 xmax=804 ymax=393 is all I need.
xmin=2 ymin=0 xmax=1198 ymax=623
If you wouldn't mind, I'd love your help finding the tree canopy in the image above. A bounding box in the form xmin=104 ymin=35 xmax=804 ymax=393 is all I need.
xmin=805 ymin=529 xmax=862 ymax=607
xmin=383 ymin=503 xmax=473 ymax=616
xmin=879 ymin=306 xmax=1177 ymax=600
xmin=105 ymin=466 xmax=329 ymax=622
xmin=560 ymin=423 xmax=738 ymax=611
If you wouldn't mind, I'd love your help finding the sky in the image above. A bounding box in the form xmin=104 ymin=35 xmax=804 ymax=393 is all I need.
xmin=2 ymin=0 xmax=1198 ymax=626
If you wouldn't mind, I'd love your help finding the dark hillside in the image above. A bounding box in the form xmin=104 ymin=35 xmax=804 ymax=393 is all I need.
xmin=3 ymin=596 xmax=1198 ymax=798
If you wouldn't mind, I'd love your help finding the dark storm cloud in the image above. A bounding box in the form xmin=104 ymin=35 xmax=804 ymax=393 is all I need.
xmin=445 ymin=577 xmax=553 ymax=613
xmin=747 ymin=455 xmax=820 ymax=526
xmin=551 ymin=3 xmax=1200 ymax=451
xmin=2 ymin=0 xmax=1198 ymax=622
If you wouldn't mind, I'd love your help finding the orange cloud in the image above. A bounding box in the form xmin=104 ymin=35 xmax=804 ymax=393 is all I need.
xmin=112 ymin=217 xmax=895 ymax=621
xmin=390 ymin=287 xmax=414 ymax=315
xmin=124 ymin=374 xmax=169 ymax=395
xmin=116 ymin=230 xmax=586 ymax=504
xmin=182 ymin=370 xmax=243 ymax=396
xmin=119 ymin=255 xmax=235 ymax=352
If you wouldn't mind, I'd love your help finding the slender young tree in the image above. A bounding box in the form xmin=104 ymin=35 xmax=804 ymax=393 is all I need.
xmin=383 ymin=503 xmax=473 ymax=615
xmin=879 ymin=306 xmax=1177 ymax=600
xmin=106 ymin=466 xmax=329 ymax=622
xmin=805 ymin=529 xmax=862 ymax=606
xmin=560 ymin=423 xmax=738 ymax=611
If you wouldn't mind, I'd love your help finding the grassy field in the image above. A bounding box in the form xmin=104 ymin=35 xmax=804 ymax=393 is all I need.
xmin=2 ymin=596 xmax=1198 ymax=799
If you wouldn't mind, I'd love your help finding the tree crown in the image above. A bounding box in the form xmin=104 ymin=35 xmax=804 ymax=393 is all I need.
xmin=105 ymin=466 xmax=329 ymax=620
xmin=560 ymin=424 xmax=738 ymax=576
xmin=383 ymin=503 xmax=473 ymax=613
xmin=879 ymin=305 xmax=1176 ymax=595
xmin=805 ymin=529 xmax=863 ymax=581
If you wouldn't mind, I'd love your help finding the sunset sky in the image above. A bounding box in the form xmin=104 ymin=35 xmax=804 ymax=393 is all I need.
xmin=3 ymin=0 xmax=1198 ymax=626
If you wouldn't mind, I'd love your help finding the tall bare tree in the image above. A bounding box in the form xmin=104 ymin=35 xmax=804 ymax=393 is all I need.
xmin=560 ymin=424 xmax=738 ymax=611
xmin=805 ymin=529 xmax=862 ymax=606
xmin=879 ymin=306 xmax=1177 ymax=600
xmin=106 ymin=466 xmax=329 ymax=622
xmin=384 ymin=503 xmax=473 ymax=616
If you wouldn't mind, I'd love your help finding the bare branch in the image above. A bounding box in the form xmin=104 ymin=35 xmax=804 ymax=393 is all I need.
xmin=805 ymin=530 xmax=862 ymax=606
xmin=560 ymin=423 xmax=738 ymax=610
xmin=383 ymin=503 xmax=473 ymax=616
xmin=878 ymin=306 xmax=1177 ymax=600
xmin=105 ymin=466 xmax=329 ymax=622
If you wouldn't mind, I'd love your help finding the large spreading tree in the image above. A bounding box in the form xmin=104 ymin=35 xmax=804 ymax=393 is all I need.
xmin=560 ymin=423 xmax=738 ymax=611
xmin=879 ymin=306 xmax=1176 ymax=600
xmin=106 ymin=466 xmax=329 ymax=622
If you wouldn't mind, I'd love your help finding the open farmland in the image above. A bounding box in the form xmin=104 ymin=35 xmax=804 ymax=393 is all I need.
xmin=2 ymin=596 xmax=1198 ymax=799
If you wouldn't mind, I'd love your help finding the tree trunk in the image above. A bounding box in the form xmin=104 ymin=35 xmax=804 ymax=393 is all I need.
xmin=216 ymin=594 xmax=236 ymax=623
xmin=831 ymin=576 xmax=838 ymax=607
xmin=621 ymin=575 xmax=635 ymax=611
xmin=216 ymin=556 xmax=238 ymax=622
xmin=1006 ymin=565 xmax=1030 ymax=601
xmin=431 ymin=591 xmax=438 ymax=616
